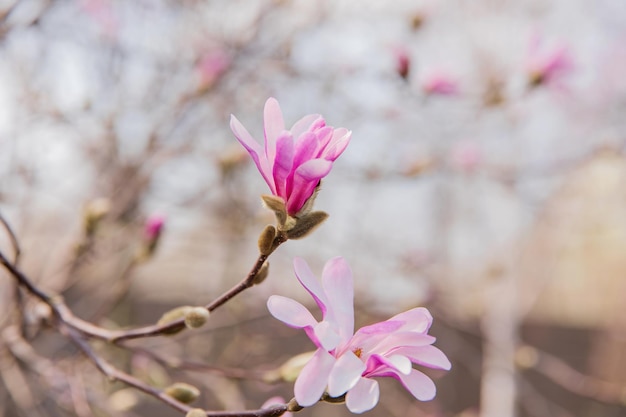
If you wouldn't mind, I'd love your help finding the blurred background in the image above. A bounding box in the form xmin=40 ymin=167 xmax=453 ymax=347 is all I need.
xmin=1 ymin=0 xmax=626 ymax=416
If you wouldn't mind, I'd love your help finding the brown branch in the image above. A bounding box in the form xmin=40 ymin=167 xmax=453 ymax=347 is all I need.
xmin=65 ymin=324 xmax=291 ymax=417
xmin=0 ymin=232 xmax=286 ymax=343
xmin=0 ymin=225 xmax=293 ymax=416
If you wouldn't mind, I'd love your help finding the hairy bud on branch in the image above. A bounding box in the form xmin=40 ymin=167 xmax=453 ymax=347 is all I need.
xmin=285 ymin=211 xmax=328 ymax=240
xmin=164 ymin=382 xmax=200 ymax=404
xmin=157 ymin=306 xmax=192 ymax=335
xmin=258 ymin=225 xmax=277 ymax=255
xmin=253 ymin=262 xmax=270 ymax=285
xmin=184 ymin=307 xmax=210 ymax=329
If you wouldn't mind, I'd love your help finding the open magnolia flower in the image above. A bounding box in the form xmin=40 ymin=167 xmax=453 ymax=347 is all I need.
xmin=267 ymin=257 xmax=451 ymax=414
xmin=230 ymin=98 xmax=351 ymax=217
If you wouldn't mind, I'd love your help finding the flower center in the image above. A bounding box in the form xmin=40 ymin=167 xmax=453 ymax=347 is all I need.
xmin=353 ymin=347 xmax=363 ymax=358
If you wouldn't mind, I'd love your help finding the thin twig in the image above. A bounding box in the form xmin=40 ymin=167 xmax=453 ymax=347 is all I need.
xmin=0 ymin=233 xmax=285 ymax=343
xmin=0 ymin=212 xmax=21 ymax=263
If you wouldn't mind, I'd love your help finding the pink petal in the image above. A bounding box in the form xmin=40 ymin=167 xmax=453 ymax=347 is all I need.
xmin=368 ymin=331 xmax=436 ymax=356
xmin=345 ymin=377 xmax=380 ymax=414
xmin=322 ymin=257 xmax=354 ymax=340
xmin=327 ymin=350 xmax=366 ymax=397
xmin=313 ymin=321 xmax=341 ymax=351
xmin=322 ymin=129 xmax=351 ymax=161
xmin=293 ymin=132 xmax=320 ymax=169
xmin=367 ymin=354 xmax=412 ymax=376
xmin=290 ymin=114 xmax=322 ymax=138
xmin=286 ymin=159 xmax=333 ymax=214
xmin=263 ymin=98 xmax=286 ymax=163
xmin=395 ymin=369 xmax=437 ymax=401
xmin=293 ymin=258 xmax=328 ymax=315
xmin=267 ymin=295 xmax=317 ymax=329
xmin=388 ymin=307 xmax=433 ymax=333
xmin=393 ymin=345 xmax=451 ymax=371
xmin=349 ymin=320 xmax=404 ymax=352
xmin=294 ymin=158 xmax=333 ymax=181
xmin=230 ymin=115 xmax=275 ymax=193
xmin=273 ymin=132 xmax=294 ymax=198
xmin=312 ymin=126 xmax=334 ymax=156
xmin=294 ymin=349 xmax=336 ymax=407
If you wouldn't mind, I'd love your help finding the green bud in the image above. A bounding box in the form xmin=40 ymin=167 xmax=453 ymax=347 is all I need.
xmin=184 ymin=307 xmax=210 ymax=329
xmin=257 ymin=225 xmax=277 ymax=255
xmin=253 ymin=262 xmax=269 ymax=285
xmin=164 ymin=382 xmax=200 ymax=404
xmin=285 ymin=211 xmax=329 ymax=240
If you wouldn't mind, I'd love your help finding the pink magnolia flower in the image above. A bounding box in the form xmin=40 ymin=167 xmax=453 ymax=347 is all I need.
xmin=230 ymin=98 xmax=351 ymax=216
xmin=267 ymin=257 xmax=451 ymax=414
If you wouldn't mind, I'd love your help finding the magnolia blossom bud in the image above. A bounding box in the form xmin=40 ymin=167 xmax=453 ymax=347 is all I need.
xmin=164 ymin=382 xmax=200 ymax=404
xmin=394 ymin=47 xmax=411 ymax=80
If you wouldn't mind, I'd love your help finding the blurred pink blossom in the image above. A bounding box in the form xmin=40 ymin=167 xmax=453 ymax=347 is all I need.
xmin=393 ymin=47 xmax=411 ymax=79
xmin=526 ymin=35 xmax=574 ymax=88
xmin=196 ymin=49 xmax=231 ymax=91
xmin=449 ymin=141 xmax=482 ymax=173
xmin=420 ymin=70 xmax=459 ymax=96
xmin=80 ymin=0 xmax=118 ymax=37
xmin=230 ymin=98 xmax=351 ymax=216
xmin=144 ymin=214 xmax=165 ymax=242
xmin=267 ymin=257 xmax=450 ymax=413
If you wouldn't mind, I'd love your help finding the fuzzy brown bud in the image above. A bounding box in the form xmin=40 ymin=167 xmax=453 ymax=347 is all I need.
xmin=258 ymin=225 xmax=277 ymax=255
xmin=184 ymin=307 xmax=210 ymax=329
xmin=261 ymin=195 xmax=288 ymax=228
xmin=253 ymin=262 xmax=270 ymax=285
xmin=164 ymin=382 xmax=200 ymax=404
xmin=285 ymin=211 xmax=329 ymax=240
